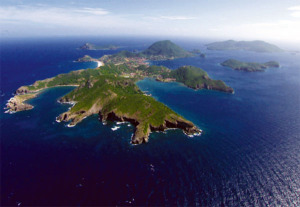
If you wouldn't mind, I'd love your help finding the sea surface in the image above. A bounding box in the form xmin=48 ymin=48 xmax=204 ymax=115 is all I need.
xmin=1 ymin=37 xmax=299 ymax=206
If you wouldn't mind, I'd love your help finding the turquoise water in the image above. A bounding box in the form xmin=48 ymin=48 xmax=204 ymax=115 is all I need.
xmin=1 ymin=37 xmax=300 ymax=206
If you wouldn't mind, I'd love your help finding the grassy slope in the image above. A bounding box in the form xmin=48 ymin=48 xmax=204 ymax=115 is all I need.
xmin=26 ymin=65 xmax=132 ymax=91
xmin=11 ymin=63 xmax=235 ymax=143
xmin=62 ymin=75 xmax=179 ymax=127
xmin=166 ymin=66 xmax=234 ymax=93
xmin=20 ymin=65 xmax=184 ymax=128
xmin=23 ymin=64 xmax=233 ymax=102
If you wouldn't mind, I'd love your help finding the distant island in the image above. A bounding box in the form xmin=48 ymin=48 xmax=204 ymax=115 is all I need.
xmin=80 ymin=43 xmax=121 ymax=50
xmin=6 ymin=40 xmax=234 ymax=144
xmin=221 ymin=59 xmax=280 ymax=72
xmin=191 ymin=49 xmax=206 ymax=58
xmin=206 ymin=40 xmax=284 ymax=53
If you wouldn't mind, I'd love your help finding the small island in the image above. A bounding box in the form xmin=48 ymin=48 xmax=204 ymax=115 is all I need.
xmin=221 ymin=59 xmax=280 ymax=72
xmin=191 ymin=49 xmax=206 ymax=58
xmin=206 ymin=40 xmax=284 ymax=53
xmin=6 ymin=40 xmax=234 ymax=144
xmin=80 ymin=43 xmax=121 ymax=50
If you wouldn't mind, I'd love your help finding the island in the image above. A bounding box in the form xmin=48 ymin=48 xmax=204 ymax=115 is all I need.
xmin=80 ymin=43 xmax=121 ymax=50
xmin=206 ymin=40 xmax=284 ymax=53
xmin=78 ymin=40 xmax=196 ymax=69
xmin=221 ymin=59 xmax=280 ymax=72
xmin=6 ymin=40 xmax=234 ymax=144
xmin=191 ymin=49 xmax=206 ymax=58
xmin=100 ymin=40 xmax=195 ymax=65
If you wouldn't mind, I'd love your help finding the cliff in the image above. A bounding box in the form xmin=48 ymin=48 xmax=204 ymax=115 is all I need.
xmin=54 ymin=75 xmax=202 ymax=144
xmin=7 ymin=65 xmax=202 ymax=144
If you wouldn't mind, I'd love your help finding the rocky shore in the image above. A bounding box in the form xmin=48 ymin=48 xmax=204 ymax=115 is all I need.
xmin=56 ymin=106 xmax=202 ymax=144
xmin=5 ymin=93 xmax=37 ymax=113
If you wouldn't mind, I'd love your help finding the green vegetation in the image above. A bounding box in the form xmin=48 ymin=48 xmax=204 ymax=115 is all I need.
xmin=26 ymin=69 xmax=103 ymax=91
xmin=164 ymin=66 xmax=234 ymax=93
xmin=206 ymin=40 xmax=284 ymax=53
xmin=101 ymin=40 xmax=194 ymax=66
xmin=112 ymin=50 xmax=143 ymax=58
xmin=62 ymin=75 xmax=177 ymax=125
xmin=58 ymin=73 xmax=200 ymax=144
xmin=16 ymin=65 xmax=202 ymax=144
xmin=137 ymin=65 xmax=170 ymax=77
xmin=221 ymin=59 xmax=280 ymax=72
xmin=11 ymin=62 xmax=232 ymax=143
xmin=9 ymin=40 xmax=239 ymax=144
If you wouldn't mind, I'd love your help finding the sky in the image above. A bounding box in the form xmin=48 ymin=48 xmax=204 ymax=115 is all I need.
xmin=1 ymin=0 xmax=300 ymax=43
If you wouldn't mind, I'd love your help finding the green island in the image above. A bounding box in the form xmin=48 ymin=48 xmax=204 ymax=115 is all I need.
xmin=80 ymin=43 xmax=121 ymax=50
xmin=206 ymin=40 xmax=284 ymax=53
xmin=6 ymin=40 xmax=234 ymax=144
xmin=221 ymin=59 xmax=280 ymax=72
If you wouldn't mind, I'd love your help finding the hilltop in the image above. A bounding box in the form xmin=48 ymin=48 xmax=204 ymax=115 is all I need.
xmin=206 ymin=40 xmax=284 ymax=53
xmin=141 ymin=40 xmax=193 ymax=59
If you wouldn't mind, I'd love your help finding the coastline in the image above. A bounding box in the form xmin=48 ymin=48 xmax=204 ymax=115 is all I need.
xmin=95 ymin=61 xmax=104 ymax=68
xmin=5 ymin=85 xmax=79 ymax=114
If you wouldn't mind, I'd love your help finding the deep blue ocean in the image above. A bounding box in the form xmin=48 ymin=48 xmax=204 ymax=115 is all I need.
xmin=1 ymin=37 xmax=299 ymax=206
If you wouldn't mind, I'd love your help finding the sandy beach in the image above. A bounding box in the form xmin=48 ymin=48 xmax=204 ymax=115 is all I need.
xmin=96 ymin=61 xmax=104 ymax=67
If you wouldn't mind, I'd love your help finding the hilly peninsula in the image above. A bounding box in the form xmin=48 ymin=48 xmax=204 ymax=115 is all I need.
xmin=206 ymin=40 xmax=284 ymax=53
xmin=6 ymin=40 xmax=234 ymax=144
xmin=221 ymin=59 xmax=280 ymax=72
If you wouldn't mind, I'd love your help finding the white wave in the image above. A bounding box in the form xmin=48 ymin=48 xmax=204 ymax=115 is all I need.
xmin=111 ymin=126 xmax=120 ymax=131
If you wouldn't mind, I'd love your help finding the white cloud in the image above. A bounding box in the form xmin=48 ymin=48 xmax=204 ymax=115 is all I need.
xmin=74 ymin=8 xmax=109 ymax=15
xmin=0 ymin=5 xmax=142 ymax=36
xmin=0 ymin=5 xmax=137 ymax=33
xmin=288 ymin=5 xmax=300 ymax=18
xmin=0 ymin=5 xmax=110 ymax=26
xmin=0 ymin=4 xmax=299 ymax=43
xmin=225 ymin=19 xmax=300 ymax=42
xmin=291 ymin=12 xmax=300 ymax=18
xmin=288 ymin=5 xmax=300 ymax=11
xmin=160 ymin=16 xmax=196 ymax=20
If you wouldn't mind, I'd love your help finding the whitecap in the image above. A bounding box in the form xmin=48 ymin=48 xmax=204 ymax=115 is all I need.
xmin=111 ymin=126 xmax=120 ymax=131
